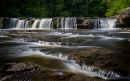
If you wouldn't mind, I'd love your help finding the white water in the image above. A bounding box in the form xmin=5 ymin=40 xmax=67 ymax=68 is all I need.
xmin=61 ymin=17 xmax=77 ymax=29
xmin=32 ymin=19 xmax=40 ymax=29
xmin=1 ymin=33 xmax=127 ymax=80
xmin=107 ymin=19 xmax=117 ymax=29
xmin=2 ymin=17 xmax=119 ymax=30
xmin=99 ymin=19 xmax=117 ymax=30
xmin=9 ymin=18 xmax=18 ymax=28
xmin=39 ymin=18 xmax=53 ymax=29
xmin=25 ymin=21 xmax=29 ymax=28
xmin=64 ymin=60 xmax=120 ymax=80
xmin=16 ymin=20 xmax=25 ymax=28
xmin=7 ymin=18 xmax=53 ymax=29
xmin=32 ymin=41 xmax=62 ymax=47
xmin=15 ymin=48 xmax=120 ymax=80
xmin=95 ymin=19 xmax=117 ymax=30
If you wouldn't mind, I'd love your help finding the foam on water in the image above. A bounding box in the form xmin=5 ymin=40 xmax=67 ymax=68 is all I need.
xmin=64 ymin=60 xmax=120 ymax=80
xmin=100 ymin=36 xmax=125 ymax=40
xmin=46 ymin=32 xmax=98 ymax=38
xmin=95 ymin=19 xmax=117 ymax=30
xmin=27 ymin=40 xmax=101 ymax=49
xmin=29 ymin=41 xmax=62 ymax=47
xmin=14 ymin=48 xmax=122 ymax=80
xmin=17 ymin=49 xmax=68 ymax=60
xmin=0 ymin=36 xmax=8 ymax=38
xmin=32 ymin=19 xmax=40 ymax=29
xmin=118 ymin=32 xmax=130 ymax=34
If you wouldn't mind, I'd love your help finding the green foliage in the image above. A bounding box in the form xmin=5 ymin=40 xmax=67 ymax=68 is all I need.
xmin=105 ymin=0 xmax=130 ymax=16
xmin=0 ymin=0 xmax=129 ymax=17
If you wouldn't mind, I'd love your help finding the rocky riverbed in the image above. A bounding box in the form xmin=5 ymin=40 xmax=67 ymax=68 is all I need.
xmin=67 ymin=47 xmax=130 ymax=75
xmin=0 ymin=29 xmax=130 ymax=81
xmin=0 ymin=62 xmax=105 ymax=81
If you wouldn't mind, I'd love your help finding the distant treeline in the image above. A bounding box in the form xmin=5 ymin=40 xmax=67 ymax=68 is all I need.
xmin=0 ymin=0 xmax=130 ymax=17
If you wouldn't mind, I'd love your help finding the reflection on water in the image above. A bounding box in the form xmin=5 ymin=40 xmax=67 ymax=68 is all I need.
xmin=0 ymin=29 xmax=130 ymax=80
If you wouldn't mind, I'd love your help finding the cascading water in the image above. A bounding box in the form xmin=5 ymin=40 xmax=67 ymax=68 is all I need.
xmin=61 ymin=18 xmax=65 ymax=29
xmin=94 ymin=19 xmax=100 ymax=29
xmin=1 ymin=17 xmax=117 ymax=30
xmin=9 ymin=18 xmax=18 ymax=28
xmin=81 ymin=64 xmax=120 ymax=79
xmin=25 ymin=21 xmax=29 ymax=28
xmin=16 ymin=20 xmax=25 ymax=29
xmin=100 ymin=20 xmax=108 ymax=29
xmin=32 ymin=19 xmax=40 ymax=29
xmin=3 ymin=18 xmax=53 ymax=29
xmin=107 ymin=19 xmax=117 ymax=29
xmin=60 ymin=17 xmax=77 ymax=29
xmin=95 ymin=19 xmax=117 ymax=30
xmin=39 ymin=18 xmax=53 ymax=29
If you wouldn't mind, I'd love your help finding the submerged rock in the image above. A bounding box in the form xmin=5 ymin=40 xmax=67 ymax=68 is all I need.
xmin=0 ymin=62 xmax=105 ymax=81
xmin=67 ymin=47 xmax=130 ymax=76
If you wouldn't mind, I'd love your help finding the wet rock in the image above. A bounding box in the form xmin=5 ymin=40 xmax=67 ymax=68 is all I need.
xmin=68 ymin=75 xmax=103 ymax=81
xmin=5 ymin=63 xmax=37 ymax=72
xmin=117 ymin=7 xmax=130 ymax=27
xmin=0 ymin=62 xmax=39 ymax=81
xmin=0 ymin=17 xmax=4 ymax=29
xmin=2 ymin=17 xmax=12 ymax=29
xmin=32 ymin=67 xmax=105 ymax=81
xmin=0 ymin=62 xmax=106 ymax=81
xmin=67 ymin=47 xmax=130 ymax=75
xmin=77 ymin=17 xmax=97 ymax=29
xmin=53 ymin=17 xmax=60 ymax=29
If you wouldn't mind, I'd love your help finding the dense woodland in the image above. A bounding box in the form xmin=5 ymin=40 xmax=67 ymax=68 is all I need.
xmin=0 ymin=0 xmax=130 ymax=17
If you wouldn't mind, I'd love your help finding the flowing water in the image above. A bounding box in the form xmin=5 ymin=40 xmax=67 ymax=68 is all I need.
xmin=32 ymin=19 xmax=40 ymax=29
xmin=60 ymin=17 xmax=77 ymax=29
xmin=39 ymin=18 xmax=53 ymax=29
xmin=16 ymin=20 xmax=25 ymax=29
xmin=0 ymin=18 xmax=130 ymax=81
xmin=94 ymin=19 xmax=117 ymax=30
xmin=0 ymin=29 xmax=130 ymax=80
xmin=9 ymin=18 xmax=18 ymax=28
xmin=2 ymin=17 xmax=77 ymax=29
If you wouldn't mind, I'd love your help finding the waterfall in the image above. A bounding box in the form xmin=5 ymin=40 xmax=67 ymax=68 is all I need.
xmin=1 ymin=17 xmax=118 ymax=29
xmin=61 ymin=18 xmax=65 ymax=29
xmin=39 ymin=18 xmax=53 ymax=29
xmin=2 ymin=18 xmax=53 ymax=29
xmin=9 ymin=18 xmax=18 ymax=28
xmin=81 ymin=64 xmax=120 ymax=79
xmin=32 ymin=19 xmax=40 ymax=29
xmin=16 ymin=20 xmax=25 ymax=29
xmin=94 ymin=19 xmax=100 ymax=28
xmin=100 ymin=20 xmax=109 ymax=29
xmin=95 ymin=19 xmax=117 ymax=30
xmin=107 ymin=19 xmax=117 ymax=29
xmin=25 ymin=21 xmax=29 ymax=28
xmin=61 ymin=17 xmax=77 ymax=29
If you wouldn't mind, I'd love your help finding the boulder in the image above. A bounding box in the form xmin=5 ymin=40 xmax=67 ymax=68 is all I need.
xmin=77 ymin=17 xmax=98 ymax=29
xmin=67 ymin=47 xmax=130 ymax=75
xmin=0 ymin=62 xmax=105 ymax=81
xmin=116 ymin=7 xmax=130 ymax=27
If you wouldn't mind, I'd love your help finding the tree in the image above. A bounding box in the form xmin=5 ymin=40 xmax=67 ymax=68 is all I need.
xmin=1 ymin=0 xmax=129 ymax=17
xmin=105 ymin=0 xmax=130 ymax=16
